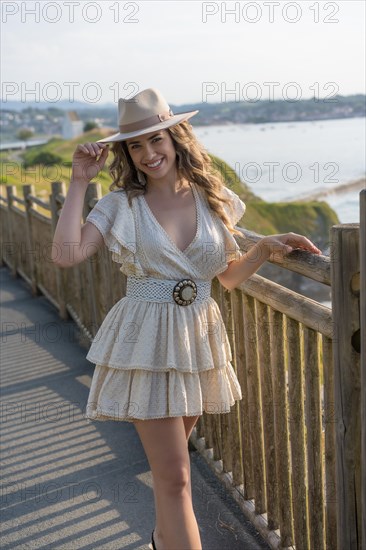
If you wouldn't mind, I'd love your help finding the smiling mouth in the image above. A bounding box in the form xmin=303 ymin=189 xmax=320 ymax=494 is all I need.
xmin=145 ymin=158 xmax=163 ymax=169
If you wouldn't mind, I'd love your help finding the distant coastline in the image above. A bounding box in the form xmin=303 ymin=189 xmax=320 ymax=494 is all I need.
xmin=0 ymin=94 xmax=364 ymax=143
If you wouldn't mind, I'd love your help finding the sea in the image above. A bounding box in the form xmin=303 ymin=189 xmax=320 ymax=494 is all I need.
xmin=193 ymin=117 xmax=366 ymax=223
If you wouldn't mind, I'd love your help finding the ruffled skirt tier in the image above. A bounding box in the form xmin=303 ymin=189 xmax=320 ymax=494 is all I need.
xmin=85 ymin=361 xmax=242 ymax=422
xmin=85 ymin=296 xmax=242 ymax=422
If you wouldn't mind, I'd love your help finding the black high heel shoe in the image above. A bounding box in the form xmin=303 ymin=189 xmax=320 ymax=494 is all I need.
xmin=151 ymin=529 xmax=157 ymax=550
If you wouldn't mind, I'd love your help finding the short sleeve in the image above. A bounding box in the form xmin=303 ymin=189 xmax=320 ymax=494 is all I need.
xmin=201 ymin=186 xmax=246 ymax=277
xmin=85 ymin=189 xmax=143 ymax=276
xmin=220 ymin=186 xmax=246 ymax=225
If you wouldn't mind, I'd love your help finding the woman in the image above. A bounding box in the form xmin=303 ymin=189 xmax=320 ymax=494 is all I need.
xmin=52 ymin=88 xmax=321 ymax=550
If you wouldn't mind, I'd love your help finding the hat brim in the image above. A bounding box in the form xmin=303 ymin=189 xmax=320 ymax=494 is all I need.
xmin=96 ymin=110 xmax=199 ymax=143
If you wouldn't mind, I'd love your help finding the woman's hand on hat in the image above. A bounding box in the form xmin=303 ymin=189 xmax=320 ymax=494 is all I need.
xmin=71 ymin=142 xmax=109 ymax=184
xmin=260 ymin=232 xmax=322 ymax=263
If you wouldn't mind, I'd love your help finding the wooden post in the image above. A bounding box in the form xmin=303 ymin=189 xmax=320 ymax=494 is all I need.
xmin=258 ymin=300 xmax=278 ymax=533
xmin=6 ymin=185 xmax=17 ymax=276
xmin=232 ymin=288 xmax=253 ymax=502
xmin=331 ymin=223 xmax=361 ymax=549
xmin=269 ymin=308 xmax=294 ymax=547
xmin=286 ymin=317 xmax=309 ymax=549
xmin=50 ymin=181 xmax=68 ymax=320
xmin=360 ymin=190 xmax=366 ymax=550
xmin=242 ymin=294 xmax=266 ymax=514
xmin=220 ymin=290 xmax=233 ymax=475
xmin=322 ymin=335 xmax=337 ymax=550
xmin=304 ymin=327 xmax=325 ymax=549
xmin=22 ymin=184 xmax=38 ymax=294
xmin=230 ymin=288 xmax=245 ymax=489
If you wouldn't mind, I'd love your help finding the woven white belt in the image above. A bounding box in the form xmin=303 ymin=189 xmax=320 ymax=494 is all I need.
xmin=126 ymin=276 xmax=211 ymax=306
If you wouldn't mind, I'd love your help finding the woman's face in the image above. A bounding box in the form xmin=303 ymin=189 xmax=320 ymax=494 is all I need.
xmin=125 ymin=129 xmax=178 ymax=184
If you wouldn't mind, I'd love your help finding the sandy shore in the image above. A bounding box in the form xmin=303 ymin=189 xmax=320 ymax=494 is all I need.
xmin=287 ymin=177 xmax=366 ymax=202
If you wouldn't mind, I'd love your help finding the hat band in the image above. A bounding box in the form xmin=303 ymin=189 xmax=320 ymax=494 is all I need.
xmin=119 ymin=109 xmax=174 ymax=133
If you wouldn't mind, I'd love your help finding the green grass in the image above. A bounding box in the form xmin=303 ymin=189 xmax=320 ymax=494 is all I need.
xmin=244 ymin=200 xmax=339 ymax=237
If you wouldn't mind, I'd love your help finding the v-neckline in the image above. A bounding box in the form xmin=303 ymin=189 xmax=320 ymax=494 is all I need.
xmin=141 ymin=181 xmax=201 ymax=256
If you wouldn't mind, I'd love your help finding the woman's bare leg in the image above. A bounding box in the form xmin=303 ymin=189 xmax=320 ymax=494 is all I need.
xmin=133 ymin=416 xmax=202 ymax=550
xmin=151 ymin=415 xmax=199 ymax=547
xmin=182 ymin=415 xmax=200 ymax=501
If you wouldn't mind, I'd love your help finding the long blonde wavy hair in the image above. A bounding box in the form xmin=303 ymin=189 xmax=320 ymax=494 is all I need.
xmin=108 ymin=120 xmax=243 ymax=237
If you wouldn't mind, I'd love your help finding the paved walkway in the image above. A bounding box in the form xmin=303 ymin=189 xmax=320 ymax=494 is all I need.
xmin=0 ymin=266 xmax=270 ymax=550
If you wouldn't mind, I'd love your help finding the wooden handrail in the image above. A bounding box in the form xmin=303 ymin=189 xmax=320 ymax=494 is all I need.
xmin=239 ymin=272 xmax=333 ymax=338
xmin=8 ymin=194 xmax=26 ymax=206
xmin=28 ymin=194 xmax=51 ymax=210
xmin=236 ymin=229 xmax=331 ymax=285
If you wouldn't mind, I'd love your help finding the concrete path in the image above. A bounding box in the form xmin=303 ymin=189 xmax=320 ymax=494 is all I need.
xmin=0 ymin=266 xmax=270 ymax=550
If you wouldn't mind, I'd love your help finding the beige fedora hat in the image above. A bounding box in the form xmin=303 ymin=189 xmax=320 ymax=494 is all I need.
xmin=96 ymin=87 xmax=199 ymax=143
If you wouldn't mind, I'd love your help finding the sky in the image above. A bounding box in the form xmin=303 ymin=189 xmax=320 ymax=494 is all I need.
xmin=1 ymin=0 xmax=365 ymax=107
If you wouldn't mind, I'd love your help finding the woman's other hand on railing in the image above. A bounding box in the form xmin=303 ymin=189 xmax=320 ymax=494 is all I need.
xmin=261 ymin=232 xmax=322 ymax=263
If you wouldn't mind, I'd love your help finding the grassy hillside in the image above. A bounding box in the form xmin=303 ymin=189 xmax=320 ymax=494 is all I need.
xmin=0 ymin=130 xmax=339 ymax=245
xmin=210 ymin=153 xmax=339 ymax=245
xmin=0 ymin=131 xmax=111 ymax=197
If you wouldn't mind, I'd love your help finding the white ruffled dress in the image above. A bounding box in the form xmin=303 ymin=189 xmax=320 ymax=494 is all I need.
xmin=84 ymin=182 xmax=246 ymax=422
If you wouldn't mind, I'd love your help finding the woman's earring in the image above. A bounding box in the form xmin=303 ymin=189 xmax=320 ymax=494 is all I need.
xmin=137 ymin=169 xmax=147 ymax=186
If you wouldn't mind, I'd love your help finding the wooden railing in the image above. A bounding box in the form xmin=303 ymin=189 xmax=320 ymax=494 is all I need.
xmin=0 ymin=182 xmax=364 ymax=550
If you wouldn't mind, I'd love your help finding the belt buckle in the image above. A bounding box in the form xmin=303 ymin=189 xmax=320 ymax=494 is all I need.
xmin=173 ymin=279 xmax=197 ymax=306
